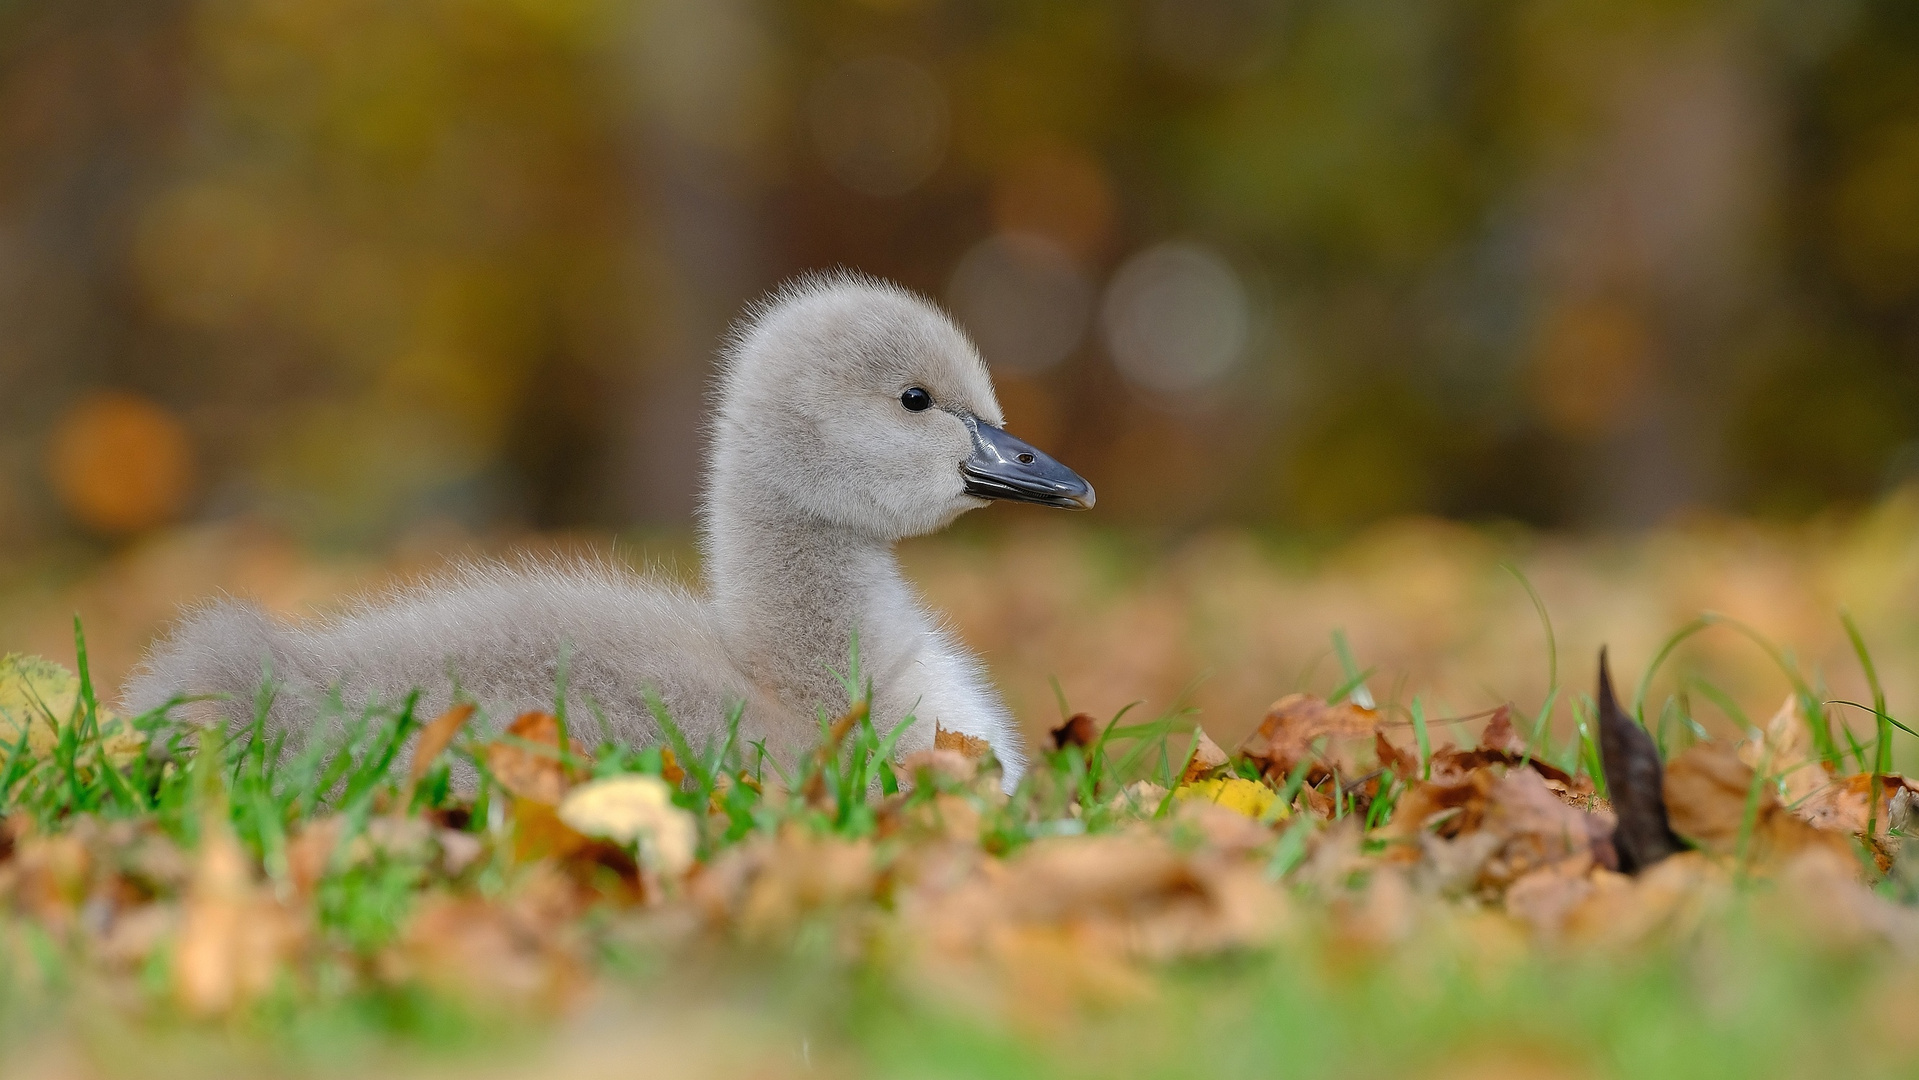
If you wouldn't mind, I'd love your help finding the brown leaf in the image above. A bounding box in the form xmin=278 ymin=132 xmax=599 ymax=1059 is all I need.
xmin=897 ymin=791 xmax=983 ymax=844
xmin=1595 ymin=650 xmax=1684 ymax=873
xmin=1504 ymin=854 xmax=1597 ymax=938
xmin=1425 ymin=729 xmax=1579 ymax=788
xmin=1661 ymin=742 xmax=1759 ymax=849
xmin=485 ymin=712 xmax=582 ymax=805
xmin=919 ymin=829 xmax=1289 ymax=968
xmin=693 ymin=831 xmax=879 ymax=938
xmin=1795 ymin=773 xmax=1876 ymax=835
xmin=1050 ymin=712 xmax=1100 ymax=750
xmin=509 ymin=800 xmax=644 ymax=902
xmin=1477 ymin=770 xmax=1598 ymax=889
xmin=1479 ymin=704 xmax=1524 ymax=755
xmin=1791 ymin=772 xmax=1919 ymax=868
xmin=1381 ymin=769 xmax=1496 ymax=842
xmin=285 ymin=817 xmax=345 ymax=899
xmin=398 ymin=889 xmax=583 ymax=1011
xmin=1299 ymin=781 xmax=1336 ymax=818
xmin=1 ymin=828 xmax=90 ymax=931
xmin=1237 ymin=694 xmax=1380 ymax=786
xmin=1561 ymin=851 xmax=1730 ymax=949
xmin=661 ymin=747 xmax=687 ymax=786
xmin=173 ymin=812 xmax=302 ymax=1016
xmin=1737 ymin=695 xmax=1828 ymax=807
xmin=1182 ymin=727 xmax=1230 ymax=783
xmin=1374 ymin=731 xmax=1421 ymax=779
xmin=1331 ymin=865 xmax=1416 ymax=950
xmin=410 ymin=703 xmax=476 ymax=786
xmin=1770 ymin=846 xmax=1919 ymax=951
xmin=936 ymin=725 xmax=993 ymax=760
xmin=1663 ymin=742 xmax=1851 ymax=868
xmin=511 ymin=800 xmax=595 ymax=863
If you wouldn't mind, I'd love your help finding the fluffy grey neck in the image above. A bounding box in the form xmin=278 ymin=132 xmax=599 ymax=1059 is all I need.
xmin=703 ymin=487 xmax=917 ymax=727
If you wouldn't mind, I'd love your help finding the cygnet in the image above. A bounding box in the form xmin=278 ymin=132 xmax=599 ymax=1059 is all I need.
xmin=122 ymin=273 xmax=1094 ymax=784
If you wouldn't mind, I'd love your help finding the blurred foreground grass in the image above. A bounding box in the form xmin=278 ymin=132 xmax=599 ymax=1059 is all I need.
xmin=0 ymin=627 xmax=1916 ymax=1080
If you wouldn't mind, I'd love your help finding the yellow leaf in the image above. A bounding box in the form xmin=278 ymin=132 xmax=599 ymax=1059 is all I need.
xmin=1176 ymin=777 xmax=1279 ymax=819
xmin=0 ymin=653 xmax=144 ymax=766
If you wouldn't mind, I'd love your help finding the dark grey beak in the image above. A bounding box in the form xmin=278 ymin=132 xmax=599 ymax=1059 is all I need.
xmin=960 ymin=416 xmax=1095 ymax=510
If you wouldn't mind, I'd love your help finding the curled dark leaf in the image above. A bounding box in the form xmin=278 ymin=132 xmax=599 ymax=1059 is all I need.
xmin=1596 ymin=649 xmax=1685 ymax=874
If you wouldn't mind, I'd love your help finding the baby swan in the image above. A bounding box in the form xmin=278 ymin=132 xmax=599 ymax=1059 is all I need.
xmin=123 ymin=273 xmax=1093 ymax=783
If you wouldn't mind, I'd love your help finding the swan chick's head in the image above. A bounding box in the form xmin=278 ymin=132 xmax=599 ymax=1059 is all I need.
xmin=712 ymin=273 xmax=1093 ymax=539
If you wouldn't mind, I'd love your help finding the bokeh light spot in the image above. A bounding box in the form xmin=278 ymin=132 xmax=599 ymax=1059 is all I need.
xmin=46 ymin=392 xmax=196 ymax=535
xmin=948 ymin=233 xmax=1094 ymax=375
xmin=1100 ymin=243 xmax=1249 ymax=394
xmin=808 ymin=55 xmax=948 ymax=197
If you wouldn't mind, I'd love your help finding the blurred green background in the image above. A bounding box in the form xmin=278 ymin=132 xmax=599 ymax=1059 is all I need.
xmin=3 ymin=0 xmax=1918 ymax=550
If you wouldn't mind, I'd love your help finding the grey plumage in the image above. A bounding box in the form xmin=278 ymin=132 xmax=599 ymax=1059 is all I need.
xmin=124 ymin=272 xmax=1059 ymax=782
xmin=126 ymin=559 xmax=757 ymax=755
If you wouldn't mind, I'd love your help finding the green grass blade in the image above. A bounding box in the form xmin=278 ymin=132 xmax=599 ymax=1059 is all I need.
xmin=1330 ymin=630 xmax=1373 ymax=708
xmin=1840 ymin=611 xmax=1894 ymax=776
xmin=1409 ymin=696 xmax=1431 ymax=780
xmin=1632 ymin=617 xmax=1712 ymax=726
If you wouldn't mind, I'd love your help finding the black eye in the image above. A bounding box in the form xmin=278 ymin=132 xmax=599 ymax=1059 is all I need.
xmin=900 ymin=387 xmax=932 ymax=412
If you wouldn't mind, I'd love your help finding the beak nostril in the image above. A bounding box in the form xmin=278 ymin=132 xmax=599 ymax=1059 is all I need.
xmin=1016 ymin=453 xmax=1035 ymax=465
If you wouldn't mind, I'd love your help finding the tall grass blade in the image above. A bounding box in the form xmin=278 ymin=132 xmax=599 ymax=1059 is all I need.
xmin=1841 ymin=611 xmax=1894 ymax=777
xmin=1331 ymin=630 xmax=1373 ymax=709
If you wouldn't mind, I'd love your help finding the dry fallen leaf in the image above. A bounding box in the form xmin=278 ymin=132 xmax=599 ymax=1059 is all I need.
xmin=173 ymin=810 xmax=302 ymax=1015
xmin=1477 ymin=770 xmax=1599 ymax=890
xmin=1331 ymin=864 xmax=1416 ymax=950
xmin=1182 ymin=727 xmax=1230 ymax=782
xmin=1561 ymin=851 xmax=1730 ymax=949
xmin=694 ymin=830 xmax=880 ymax=938
xmin=1787 ymin=772 xmax=1919 ymax=870
xmin=660 ymin=748 xmax=687 ymax=785
xmin=914 ymin=829 xmax=1288 ymax=969
xmin=1663 ymin=742 xmax=1850 ymax=868
xmin=398 ymin=888 xmax=583 ymax=1011
xmin=1768 ymin=846 xmax=1919 ymax=952
xmin=284 ymin=817 xmax=344 ymax=899
xmin=558 ymin=774 xmax=697 ymax=876
xmin=486 ymin=712 xmax=582 ymax=805
xmin=1381 ymin=769 xmax=1496 ymax=843
xmin=935 ymin=725 xmax=993 ymax=760
xmin=1502 ymin=853 xmax=1598 ymax=938
xmin=1237 ymin=694 xmax=1380 ymax=785
xmin=1737 ymin=695 xmax=1828 ymax=807
xmin=1171 ymin=797 xmax=1276 ymax=854
xmin=1595 ymin=652 xmax=1683 ymax=873
xmin=409 ymin=702 xmax=476 ymax=786
xmin=1050 ymin=712 xmax=1101 ymax=750
xmin=1 ymin=828 xmax=91 ymax=932
xmin=511 ymin=800 xmax=596 ymax=863
xmin=1374 ymin=730 xmax=1421 ymax=779
xmin=1478 ymin=705 xmax=1525 ymax=755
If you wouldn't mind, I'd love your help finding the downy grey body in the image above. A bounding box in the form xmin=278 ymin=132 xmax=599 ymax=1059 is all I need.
xmin=122 ymin=274 xmax=1094 ymax=784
